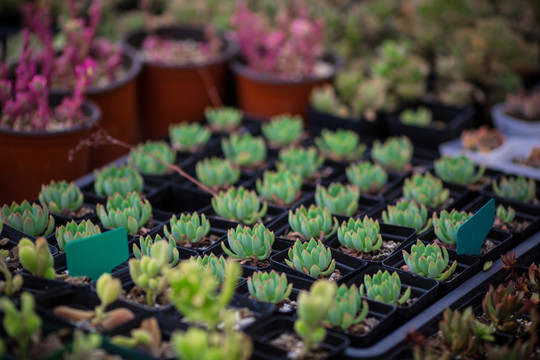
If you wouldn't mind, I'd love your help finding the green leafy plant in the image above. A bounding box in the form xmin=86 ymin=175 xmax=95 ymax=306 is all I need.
xmin=133 ymin=234 xmax=180 ymax=267
xmin=256 ymin=170 xmax=302 ymax=207
xmin=309 ymin=84 xmax=348 ymax=117
xmin=337 ymin=216 xmax=383 ymax=254
xmin=169 ymin=122 xmax=211 ymax=152
xmin=360 ymin=270 xmax=411 ymax=305
xmin=288 ymin=205 xmax=338 ymax=241
xmin=402 ymin=172 xmax=450 ymax=209
xmin=205 ymin=106 xmax=243 ymax=132
xmin=402 ymin=240 xmax=457 ymax=281
xmin=93 ymin=165 xmax=144 ymax=198
xmin=371 ymin=136 xmax=414 ymax=172
xmin=275 ymin=146 xmax=324 ymax=180
xmin=381 ymin=200 xmax=432 ymax=234
xmin=325 ymin=284 xmax=369 ymax=331
xmin=496 ymin=205 xmax=516 ymax=225
xmin=262 ymin=114 xmax=304 ymax=148
xmin=222 ymin=224 xmax=275 ymax=264
xmin=399 ymin=107 xmax=433 ymax=127
xmin=38 ymin=180 xmax=84 ymax=215
xmin=163 ymin=212 xmax=211 ymax=247
xmin=0 ymin=259 xmax=22 ymax=296
xmin=0 ymin=201 xmax=54 ymax=237
xmin=482 ymin=283 xmax=531 ymax=332
xmin=128 ymin=140 xmax=176 ymax=175
xmin=346 ymin=161 xmax=388 ymax=195
xmin=315 ymin=183 xmax=360 ymax=216
xmin=93 ymin=273 xmax=123 ymax=324
xmin=285 ymin=239 xmax=336 ymax=278
xmin=68 ymin=329 xmax=103 ymax=360
xmin=191 ymin=254 xmax=228 ymax=286
xmin=434 ymin=155 xmax=485 ymax=185
xmin=433 ymin=209 xmax=472 ymax=246
xmin=96 ymin=192 xmax=152 ymax=235
xmin=195 ymin=157 xmax=241 ymax=190
xmin=211 ymin=187 xmax=267 ymax=225
xmin=55 ymin=219 xmax=101 ymax=252
xmin=18 ymin=237 xmax=55 ymax=279
xmin=493 ymin=176 xmax=536 ymax=203
xmin=247 ymin=271 xmax=293 ymax=304
xmin=110 ymin=318 xmax=158 ymax=356
xmin=315 ymin=129 xmax=366 ymax=162
xmin=221 ymin=133 xmax=267 ymax=168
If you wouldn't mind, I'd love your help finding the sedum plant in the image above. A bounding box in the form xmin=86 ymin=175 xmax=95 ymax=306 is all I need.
xmin=169 ymin=122 xmax=211 ymax=152
xmin=262 ymin=114 xmax=304 ymax=148
xmin=55 ymin=219 xmax=101 ymax=252
xmin=325 ymin=284 xmax=369 ymax=331
xmin=433 ymin=210 xmax=472 ymax=247
xmin=402 ymin=240 xmax=457 ymax=281
xmin=256 ymin=170 xmax=302 ymax=207
xmin=93 ymin=165 xmax=144 ymax=198
xmin=97 ymin=192 xmax=152 ymax=235
xmin=492 ymin=176 xmax=536 ymax=203
xmin=381 ymin=200 xmax=432 ymax=234
xmin=285 ymin=239 xmax=336 ymax=278
xmin=223 ymin=224 xmax=275 ymax=264
xmin=0 ymin=201 xmax=54 ymax=237
xmin=211 ymin=187 xmax=267 ymax=225
xmin=315 ymin=129 xmax=367 ymax=162
xmin=482 ymin=283 xmax=531 ymax=332
xmin=128 ymin=141 xmax=176 ymax=176
xmin=434 ymin=155 xmax=485 ymax=185
xmin=315 ymin=183 xmax=360 ymax=216
xmin=133 ymin=234 xmax=180 ymax=267
xmin=221 ymin=133 xmax=267 ymax=168
xmin=496 ymin=205 xmax=515 ymax=225
xmin=371 ymin=136 xmax=413 ymax=172
xmin=276 ymin=146 xmax=324 ymax=180
xmin=288 ymin=205 xmax=338 ymax=240
xmin=164 ymin=212 xmax=210 ymax=247
xmin=337 ymin=216 xmax=383 ymax=254
xmin=360 ymin=270 xmax=411 ymax=306
xmin=247 ymin=270 xmax=293 ymax=304
xmin=399 ymin=107 xmax=433 ymax=127
xmin=402 ymin=172 xmax=450 ymax=209
xmin=195 ymin=157 xmax=241 ymax=191
xmin=191 ymin=254 xmax=228 ymax=286
xmin=346 ymin=161 xmax=388 ymax=195
xmin=18 ymin=237 xmax=55 ymax=279
xmin=38 ymin=180 xmax=83 ymax=215
xmin=205 ymin=107 xmax=243 ymax=132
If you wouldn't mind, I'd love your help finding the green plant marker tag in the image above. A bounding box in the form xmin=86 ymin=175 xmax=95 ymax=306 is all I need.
xmin=65 ymin=228 xmax=129 ymax=281
xmin=456 ymin=198 xmax=495 ymax=256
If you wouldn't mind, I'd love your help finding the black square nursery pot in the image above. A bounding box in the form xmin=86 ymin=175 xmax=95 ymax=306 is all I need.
xmin=145 ymin=184 xmax=212 ymax=214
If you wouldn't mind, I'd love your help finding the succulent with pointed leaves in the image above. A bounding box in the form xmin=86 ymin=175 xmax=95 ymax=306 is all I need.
xmin=315 ymin=183 xmax=360 ymax=216
xmin=285 ymin=239 xmax=336 ymax=278
xmin=256 ymin=170 xmax=302 ymax=207
xmin=288 ymin=205 xmax=338 ymax=241
xmin=482 ymin=283 xmax=532 ymax=332
xmin=493 ymin=176 xmax=536 ymax=203
xmin=381 ymin=200 xmax=432 ymax=234
xmin=360 ymin=270 xmax=411 ymax=305
xmin=223 ymin=224 xmax=275 ymax=263
xmin=315 ymin=129 xmax=366 ymax=162
xmin=221 ymin=133 xmax=267 ymax=168
xmin=38 ymin=180 xmax=84 ymax=215
xmin=211 ymin=187 xmax=267 ymax=225
xmin=164 ymin=212 xmax=210 ymax=247
xmin=247 ymin=271 xmax=293 ymax=304
xmin=402 ymin=172 xmax=450 ymax=209
xmin=434 ymin=155 xmax=485 ymax=185
xmin=18 ymin=237 xmax=55 ymax=279
xmin=169 ymin=122 xmax=211 ymax=152
xmin=55 ymin=219 xmax=101 ymax=252
xmin=496 ymin=205 xmax=516 ymax=225
xmin=97 ymin=192 xmax=152 ymax=235
xmin=337 ymin=216 xmax=383 ymax=254
xmin=93 ymin=165 xmax=144 ymax=198
xmin=433 ymin=210 xmax=472 ymax=246
xmin=262 ymin=114 xmax=304 ymax=148
xmin=195 ymin=157 xmax=241 ymax=190
xmin=205 ymin=106 xmax=243 ymax=132
xmin=371 ymin=136 xmax=413 ymax=172
xmin=276 ymin=146 xmax=324 ymax=179
xmin=309 ymin=84 xmax=349 ymax=117
xmin=402 ymin=240 xmax=457 ymax=281
xmin=325 ymin=284 xmax=369 ymax=331
xmin=133 ymin=234 xmax=179 ymax=267
xmin=191 ymin=254 xmax=228 ymax=286
xmin=94 ymin=273 xmax=122 ymax=323
xmin=128 ymin=141 xmax=176 ymax=175
xmin=399 ymin=107 xmax=433 ymax=127
xmin=0 ymin=200 xmax=54 ymax=237
xmin=346 ymin=161 xmax=388 ymax=195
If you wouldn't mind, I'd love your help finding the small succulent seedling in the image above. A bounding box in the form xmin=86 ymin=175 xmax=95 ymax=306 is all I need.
xmin=38 ymin=180 xmax=84 ymax=215
xmin=434 ymin=155 xmax=485 ymax=185
xmin=94 ymin=165 xmax=144 ymax=198
xmin=381 ymin=200 xmax=432 ymax=234
xmin=55 ymin=219 xmax=101 ymax=252
xmin=0 ymin=259 xmax=23 ymax=296
xmin=325 ymin=284 xmax=369 ymax=331
xmin=205 ymin=106 xmax=243 ymax=132
xmin=493 ymin=176 xmax=536 ymax=203
xmin=0 ymin=200 xmax=54 ymax=237
xmin=402 ymin=172 xmax=450 ymax=209
xmin=285 ymin=239 xmax=336 ymax=278
xmin=196 ymin=157 xmax=241 ymax=190
xmin=96 ymin=192 xmax=152 ymax=235
xmin=262 ymin=114 xmax=304 ymax=148
xmin=399 ymin=107 xmax=433 ymax=127
xmin=164 ymin=212 xmax=211 ymax=247
xmin=133 ymin=234 xmax=180 ymax=267
xmin=360 ymin=270 xmax=411 ymax=305
xmin=309 ymin=84 xmax=348 ymax=116
xmin=346 ymin=161 xmax=388 ymax=195
xmin=221 ymin=133 xmax=267 ymax=168
xmin=256 ymin=169 xmax=302 ymax=207
xmin=276 ymin=146 xmax=324 ymax=180
xmin=315 ymin=129 xmax=366 ymax=162
xmin=315 ymin=183 xmax=360 ymax=216
xmin=169 ymin=122 xmax=211 ymax=152
xmin=247 ymin=271 xmax=293 ymax=304
xmin=93 ymin=273 xmax=123 ymax=324
xmin=433 ymin=209 xmax=472 ymax=247
xmin=402 ymin=240 xmax=457 ymax=281
xmin=69 ymin=329 xmax=103 ymax=360
xmin=110 ymin=318 xmax=158 ymax=354
xmin=222 ymin=224 xmax=275 ymax=264
xmin=191 ymin=254 xmax=228 ymax=285
xmin=288 ymin=205 xmax=338 ymax=240
xmin=371 ymin=136 xmax=413 ymax=172
xmin=482 ymin=283 xmax=532 ymax=332
xmin=128 ymin=141 xmax=176 ymax=175
xmin=19 ymin=237 xmax=55 ymax=279
xmin=211 ymin=187 xmax=268 ymax=225
xmin=461 ymin=126 xmax=505 ymax=152
xmin=337 ymin=216 xmax=383 ymax=254
xmin=496 ymin=205 xmax=516 ymax=225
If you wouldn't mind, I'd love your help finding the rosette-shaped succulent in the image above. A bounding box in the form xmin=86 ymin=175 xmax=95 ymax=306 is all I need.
xmin=211 ymin=187 xmax=267 ymax=225
xmin=205 ymin=106 xmax=243 ymax=132
xmin=256 ymin=170 xmax=302 ymax=207
xmin=195 ymin=157 xmax=241 ymax=190
xmin=169 ymin=122 xmax=211 ymax=152
xmin=128 ymin=140 xmax=176 ymax=175
xmin=94 ymin=165 xmax=144 ymax=197
xmin=97 ymin=192 xmax=152 ymax=235
xmin=399 ymin=107 xmax=433 ymax=127
xmin=496 ymin=205 xmax=515 ymax=225
xmin=325 ymin=284 xmax=369 ymax=330
xmin=55 ymin=219 xmax=101 ymax=252
xmin=381 ymin=200 xmax=432 ymax=234
xmin=402 ymin=240 xmax=457 ymax=281
xmin=191 ymin=254 xmax=228 ymax=285
xmin=346 ymin=161 xmax=388 ymax=195
xmin=18 ymin=237 xmax=55 ymax=279
xmin=288 ymin=205 xmax=338 ymax=240
xmin=371 ymin=136 xmax=413 ymax=172
xmin=133 ymin=234 xmax=179 ymax=267
xmin=434 ymin=155 xmax=485 ymax=185
xmin=285 ymin=239 xmax=336 ymax=278
xmin=493 ymin=176 xmax=536 ymax=203
xmin=38 ymin=180 xmax=83 ymax=215
xmin=247 ymin=271 xmax=293 ymax=304
xmin=222 ymin=224 xmax=275 ymax=262
xmin=1 ymin=201 xmax=54 ymax=237
xmin=315 ymin=183 xmax=360 ymax=216
xmin=164 ymin=212 xmax=210 ymax=247
xmin=402 ymin=172 xmax=450 ymax=209
xmin=433 ymin=209 xmax=472 ymax=246
xmin=360 ymin=270 xmax=411 ymax=305
xmin=276 ymin=146 xmax=324 ymax=179
xmin=221 ymin=133 xmax=267 ymax=168
xmin=315 ymin=129 xmax=366 ymax=162
xmin=262 ymin=114 xmax=304 ymax=148
xmin=337 ymin=216 xmax=383 ymax=253
xmin=482 ymin=283 xmax=529 ymax=332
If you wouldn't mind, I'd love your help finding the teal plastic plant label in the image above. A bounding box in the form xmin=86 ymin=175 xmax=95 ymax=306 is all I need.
xmin=456 ymin=198 xmax=495 ymax=256
xmin=65 ymin=227 xmax=129 ymax=281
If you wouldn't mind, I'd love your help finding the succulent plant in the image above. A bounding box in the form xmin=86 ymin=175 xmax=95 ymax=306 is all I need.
xmin=493 ymin=176 xmax=536 ymax=203
xmin=262 ymin=114 xmax=304 ymax=148
xmin=288 ymin=205 xmax=338 ymax=240
xmin=0 ymin=259 xmax=22 ymax=296
xmin=402 ymin=172 xmax=450 ymax=209
xmin=211 ymin=187 xmax=267 ymax=225
xmin=38 ymin=180 xmax=84 ymax=215
xmin=337 ymin=216 xmax=383 ymax=254
xmin=346 ymin=161 xmax=388 ymax=195
xmin=128 ymin=141 xmax=176 ymax=175
xmin=276 ymin=146 xmax=324 ymax=180
xmin=309 ymin=85 xmax=349 ymax=117
xmin=381 ymin=200 xmax=432 ymax=234
xmin=18 ymin=237 xmax=55 ymax=279
xmin=325 ymin=284 xmax=369 ymax=331
xmin=482 ymin=283 xmax=531 ymax=332
xmin=399 ymin=107 xmax=433 ymax=127
xmin=256 ymin=170 xmax=302 ymax=207
xmin=222 ymin=224 xmax=275 ymax=263
xmin=433 ymin=210 xmax=472 ymax=246
xmin=195 ymin=157 xmax=241 ymax=190
xmin=371 ymin=136 xmax=414 ymax=172
xmin=169 ymin=122 xmax=211 ymax=152
xmin=94 ymin=165 xmax=144 ymax=198
xmin=191 ymin=254 xmax=228 ymax=286
xmin=221 ymin=133 xmax=267 ymax=168
xmin=461 ymin=126 xmax=505 ymax=152
xmin=0 ymin=201 xmax=54 ymax=237
xmin=434 ymin=155 xmax=485 ymax=185
xmin=133 ymin=234 xmax=180 ymax=267
xmin=205 ymin=107 xmax=243 ymax=132
xmin=496 ymin=205 xmax=516 ymax=225
xmin=504 ymin=88 xmax=540 ymax=121
xmin=96 ymin=192 xmax=152 ymax=235
xmin=315 ymin=183 xmax=360 ymax=216
xmin=315 ymin=129 xmax=367 ymax=162
xmin=360 ymin=270 xmax=411 ymax=305
xmin=247 ymin=271 xmax=293 ymax=304
xmin=285 ymin=239 xmax=336 ymax=278
xmin=55 ymin=219 xmax=101 ymax=252
xmin=402 ymin=240 xmax=457 ymax=281
xmin=164 ymin=212 xmax=211 ymax=247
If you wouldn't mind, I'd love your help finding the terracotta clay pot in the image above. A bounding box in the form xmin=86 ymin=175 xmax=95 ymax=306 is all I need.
xmin=124 ymin=26 xmax=238 ymax=140
xmin=0 ymin=99 xmax=100 ymax=204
